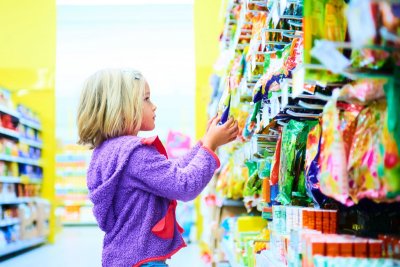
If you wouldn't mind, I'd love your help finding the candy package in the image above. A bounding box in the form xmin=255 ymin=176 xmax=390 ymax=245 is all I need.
xmin=304 ymin=122 xmax=327 ymax=207
xmin=347 ymin=101 xmax=386 ymax=203
xmin=339 ymin=79 xmax=386 ymax=104
xmin=378 ymin=112 xmax=400 ymax=201
xmin=276 ymin=119 xmax=317 ymax=205
xmin=270 ymin=132 xmax=282 ymax=185
xmin=319 ymin=90 xmax=352 ymax=205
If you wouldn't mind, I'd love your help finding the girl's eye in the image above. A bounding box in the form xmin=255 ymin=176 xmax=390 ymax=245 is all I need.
xmin=145 ymin=97 xmax=150 ymax=102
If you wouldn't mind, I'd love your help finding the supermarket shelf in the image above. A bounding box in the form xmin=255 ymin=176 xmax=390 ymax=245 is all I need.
xmin=221 ymin=199 xmax=244 ymax=207
xmin=0 ymin=176 xmax=21 ymax=183
xmin=0 ymin=154 xmax=43 ymax=167
xmin=0 ymin=218 xmax=20 ymax=227
xmin=63 ymin=222 xmax=97 ymax=226
xmin=0 ymin=127 xmax=19 ymax=139
xmin=19 ymin=138 xmax=43 ymax=149
xmin=0 ymin=197 xmax=38 ymax=205
xmin=19 ymin=118 xmax=42 ymax=131
xmin=0 ymin=105 xmax=20 ymax=119
xmin=24 ymin=178 xmax=42 ymax=184
xmin=57 ymin=200 xmax=93 ymax=207
xmin=0 ymin=237 xmax=46 ymax=258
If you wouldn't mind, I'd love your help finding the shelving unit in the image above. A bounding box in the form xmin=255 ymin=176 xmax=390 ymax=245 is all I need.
xmin=0 ymin=90 xmax=49 ymax=258
xmin=55 ymin=143 xmax=95 ymax=226
xmin=202 ymin=0 xmax=400 ymax=266
xmin=0 ymin=237 xmax=46 ymax=258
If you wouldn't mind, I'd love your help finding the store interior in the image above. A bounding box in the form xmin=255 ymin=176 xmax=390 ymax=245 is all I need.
xmin=0 ymin=0 xmax=399 ymax=266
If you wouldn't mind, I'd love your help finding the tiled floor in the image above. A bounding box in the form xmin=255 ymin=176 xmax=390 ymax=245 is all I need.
xmin=0 ymin=227 xmax=207 ymax=267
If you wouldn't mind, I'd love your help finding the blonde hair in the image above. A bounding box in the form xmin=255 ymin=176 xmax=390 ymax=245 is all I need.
xmin=77 ymin=68 xmax=145 ymax=148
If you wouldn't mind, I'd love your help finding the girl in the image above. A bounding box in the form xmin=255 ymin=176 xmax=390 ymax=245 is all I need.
xmin=77 ymin=69 xmax=239 ymax=267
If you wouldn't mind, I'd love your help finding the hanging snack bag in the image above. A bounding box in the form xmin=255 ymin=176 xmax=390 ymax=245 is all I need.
xmin=348 ymin=101 xmax=386 ymax=203
xmin=379 ymin=111 xmax=400 ymax=201
xmin=304 ymin=122 xmax=327 ymax=207
xmin=319 ymin=90 xmax=352 ymax=205
xmin=270 ymin=132 xmax=282 ymax=185
xmin=276 ymin=120 xmax=310 ymax=205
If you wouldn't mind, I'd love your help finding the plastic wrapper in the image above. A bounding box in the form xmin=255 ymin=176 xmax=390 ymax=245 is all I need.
xmin=270 ymin=133 xmax=282 ymax=185
xmin=243 ymin=101 xmax=261 ymax=140
xmin=219 ymin=93 xmax=231 ymax=125
xmin=378 ymin=112 xmax=400 ymax=200
xmin=337 ymin=102 xmax=364 ymax=159
xmin=257 ymin=157 xmax=272 ymax=179
xmin=319 ymin=90 xmax=352 ymax=205
xmin=384 ymin=73 xmax=400 ymax=153
xmin=304 ymin=122 xmax=327 ymax=207
xmin=243 ymin=161 xmax=262 ymax=198
xmin=276 ymin=120 xmax=317 ymax=205
xmin=339 ymin=79 xmax=386 ymax=104
xmin=348 ymin=101 xmax=387 ymax=203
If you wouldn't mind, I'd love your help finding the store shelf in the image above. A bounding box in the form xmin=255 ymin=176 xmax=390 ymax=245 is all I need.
xmin=0 ymin=237 xmax=46 ymax=258
xmin=0 ymin=105 xmax=20 ymax=119
xmin=0 ymin=197 xmax=38 ymax=205
xmin=0 ymin=176 xmax=21 ymax=183
xmin=0 ymin=127 xmax=19 ymax=139
xmin=19 ymin=118 xmax=42 ymax=131
xmin=221 ymin=199 xmax=244 ymax=207
xmin=24 ymin=178 xmax=42 ymax=184
xmin=0 ymin=218 xmax=20 ymax=227
xmin=19 ymin=138 xmax=43 ymax=149
xmin=0 ymin=154 xmax=43 ymax=167
xmin=58 ymin=200 xmax=93 ymax=207
xmin=63 ymin=222 xmax=97 ymax=226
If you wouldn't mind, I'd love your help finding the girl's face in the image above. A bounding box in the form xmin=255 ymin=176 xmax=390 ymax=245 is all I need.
xmin=139 ymin=82 xmax=157 ymax=131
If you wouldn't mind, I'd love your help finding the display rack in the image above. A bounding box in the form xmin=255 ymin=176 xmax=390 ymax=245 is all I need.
xmin=0 ymin=88 xmax=49 ymax=258
xmin=55 ymin=143 xmax=95 ymax=226
xmin=204 ymin=0 xmax=400 ymax=266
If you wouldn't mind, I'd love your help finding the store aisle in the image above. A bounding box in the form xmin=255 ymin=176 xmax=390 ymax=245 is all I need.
xmin=1 ymin=227 xmax=205 ymax=267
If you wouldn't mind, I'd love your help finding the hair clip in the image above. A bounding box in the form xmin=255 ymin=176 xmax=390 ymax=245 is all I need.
xmin=122 ymin=69 xmax=141 ymax=80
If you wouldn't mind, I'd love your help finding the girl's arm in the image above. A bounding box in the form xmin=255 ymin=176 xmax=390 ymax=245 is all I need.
xmin=170 ymin=141 xmax=203 ymax=168
xmin=125 ymin=144 xmax=220 ymax=202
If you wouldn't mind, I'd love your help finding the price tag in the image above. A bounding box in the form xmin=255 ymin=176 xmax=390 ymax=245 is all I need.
xmin=292 ymin=66 xmax=305 ymax=98
xmin=280 ymin=79 xmax=289 ymax=108
xmin=310 ymin=40 xmax=351 ymax=74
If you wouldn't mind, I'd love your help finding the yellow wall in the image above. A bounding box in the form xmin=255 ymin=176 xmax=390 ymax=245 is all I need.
xmin=0 ymin=0 xmax=56 ymax=242
xmin=194 ymin=0 xmax=226 ymax=240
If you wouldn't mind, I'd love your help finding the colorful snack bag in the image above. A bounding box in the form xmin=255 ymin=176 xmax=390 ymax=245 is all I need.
xmin=270 ymin=132 xmax=282 ymax=185
xmin=347 ymin=101 xmax=386 ymax=203
xmin=276 ymin=120 xmax=316 ymax=205
xmin=304 ymin=122 xmax=327 ymax=207
xmin=379 ymin=112 xmax=400 ymax=201
xmin=319 ymin=90 xmax=352 ymax=205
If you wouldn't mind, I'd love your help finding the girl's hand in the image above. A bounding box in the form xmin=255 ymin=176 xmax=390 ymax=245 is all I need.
xmin=202 ymin=116 xmax=239 ymax=151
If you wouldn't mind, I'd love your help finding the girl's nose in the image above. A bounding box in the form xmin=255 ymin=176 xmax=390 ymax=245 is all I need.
xmin=153 ymin=104 xmax=157 ymax=111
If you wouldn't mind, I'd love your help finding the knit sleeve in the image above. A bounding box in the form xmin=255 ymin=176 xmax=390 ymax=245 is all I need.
xmin=170 ymin=141 xmax=203 ymax=168
xmin=125 ymin=144 xmax=220 ymax=202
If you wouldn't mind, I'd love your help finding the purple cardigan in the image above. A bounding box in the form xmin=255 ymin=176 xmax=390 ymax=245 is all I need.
xmin=87 ymin=135 xmax=220 ymax=267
